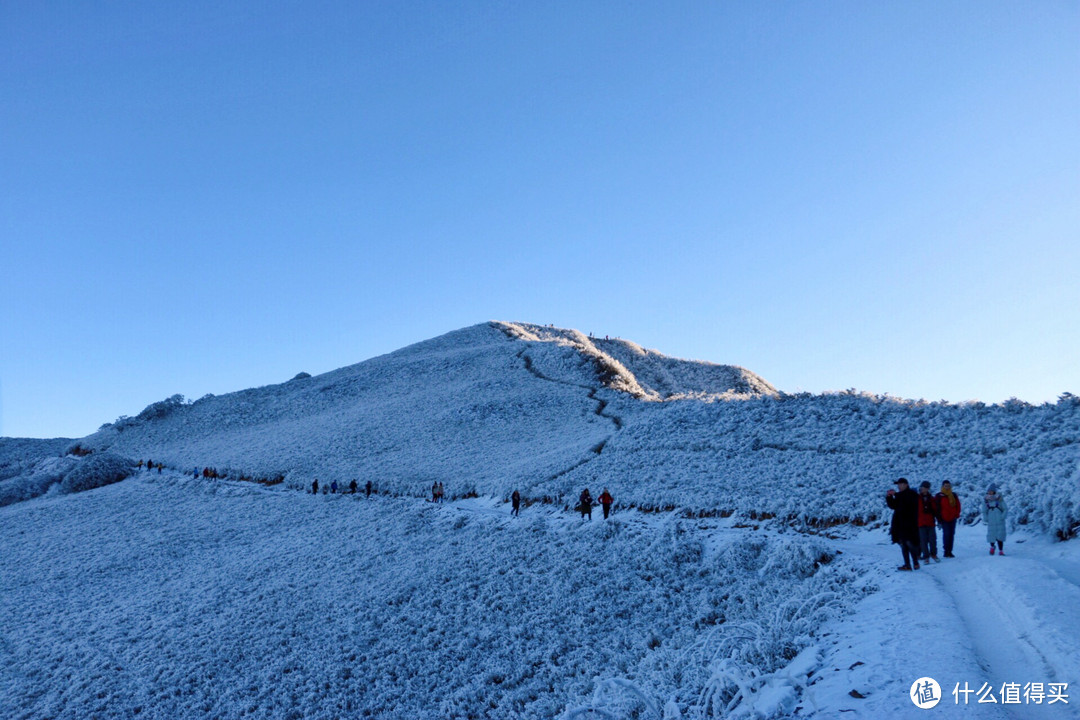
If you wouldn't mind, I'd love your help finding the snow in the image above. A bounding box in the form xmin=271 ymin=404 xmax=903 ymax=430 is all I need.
xmin=1 ymin=321 xmax=1078 ymax=718
xmin=807 ymin=525 xmax=1080 ymax=719
xmin=1 ymin=472 xmax=865 ymax=719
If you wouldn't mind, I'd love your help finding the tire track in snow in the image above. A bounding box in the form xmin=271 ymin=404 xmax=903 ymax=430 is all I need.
xmin=926 ymin=556 xmax=1080 ymax=720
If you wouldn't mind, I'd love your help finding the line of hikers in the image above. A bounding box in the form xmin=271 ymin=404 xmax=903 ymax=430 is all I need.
xmin=137 ymin=459 xmax=164 ymax=474
xmin=303 ymin=478 xmax=617 ymax=522
xmin=887 ymin=477 xmax=1008 ymax=571
xmin=310 ymin=478 xmax=374 ymax=497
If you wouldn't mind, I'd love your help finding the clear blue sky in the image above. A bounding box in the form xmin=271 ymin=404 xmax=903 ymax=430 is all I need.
xmin=2 ymin=1 xmax=1078 ymax=438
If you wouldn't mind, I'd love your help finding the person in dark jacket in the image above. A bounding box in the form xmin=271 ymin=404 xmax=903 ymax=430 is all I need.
xmin=887 ymin=477 xmax=921 ymax=571
xmin=330 ymin=480 xmax=338 ymax=494
xmin=598 ymin=488 xmax=614 ymax=519
xmin=511 ymin=489 xmax=521 ymax=517
xmin=312 ymin=479 xmax=319 ymax=495
xmin=579 ymin=489 xmax=593 ymax=521
xmin=935 ymin=481 xmax=962 ymax=557
xmin=365 ymin=480 xmax=373 ymax=498
xmin=917 ymin=481 xmax=940 ymax=563
xmin=349 ymin=479 xmax=358 ymax=494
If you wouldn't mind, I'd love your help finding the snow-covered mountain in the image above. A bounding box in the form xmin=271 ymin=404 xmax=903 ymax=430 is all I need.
xmin=2 ymin=321 xmax=1079 ymax=719
xmin=9 ymin=320 xmax=1076 ymax=537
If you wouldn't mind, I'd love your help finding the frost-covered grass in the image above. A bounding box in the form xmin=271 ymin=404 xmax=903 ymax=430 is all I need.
xmin=0 ymin=473 xmax=867 ymax=720
xmin=558 ymin=390 xmax=1080 ymax=538
xmin=2 ymin=322 xmax=1076 ymax=719
xmin=3 ymin=322 xmax=1076 ymax=538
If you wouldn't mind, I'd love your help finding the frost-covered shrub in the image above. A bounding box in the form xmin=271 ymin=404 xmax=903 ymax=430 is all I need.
xmin=59 ymin=453 xmax=135 ymax=494
xmin=136 ymin=393 xmax=187 ymax=421
xmin=0 ymin=456 xmax=79 ymax=506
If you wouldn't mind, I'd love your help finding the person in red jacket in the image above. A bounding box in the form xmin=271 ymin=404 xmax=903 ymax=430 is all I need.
xmin=935 ymin=480 xmax=962 ymax=558
xmin=598 ymin=488 xmax=614 ymax=519
xmin=917 ymin=481 xmax=940 ymax=563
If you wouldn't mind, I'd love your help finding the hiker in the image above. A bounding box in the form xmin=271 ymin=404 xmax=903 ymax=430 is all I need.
xmin=579 ymin=488 xmax=594 ymax=521
xmin=138 ymin=459 xmax=144 ymax=471
xmin=917 ymin=481 xmax=940 ymax=562
xmin=984 ymin=484 xmax=1008 ymax=555
xmin=146 ymin=459 xmax=153 ymax=473
xmin=330 ymin=480 xmax=338 ymax=494
xmin=157 ymin=463 xmax=163 ymax=474
xmin=312 ymin=479 xmax=319 ymax=495
xmin=936 ymin=481 xmax=962 ymax=558
xmin=193 ymin=467 xmax=198 ymax=479
xmin=598 ymin=488 xmax=614 ymax=519
xmin=349 ymin=479 xmax=358 ymax=494
xmin=432 ymin=481 xmax=439 ymax=503
xmin=365 ymin=480 xmax=372 ymax=498
xmin=437 ymin=482 xmax=445 ymax=503
xmin=886 ymin=478 xmax=921 ymax=571
xmin=511 ymin=490 xmax=521 ymax=517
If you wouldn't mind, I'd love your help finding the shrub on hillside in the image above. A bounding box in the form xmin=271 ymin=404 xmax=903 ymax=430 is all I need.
xmin=137 ymin=394 xmax=187 ymax=421
xmin=59 ymin=453 xmax=135 ymax=495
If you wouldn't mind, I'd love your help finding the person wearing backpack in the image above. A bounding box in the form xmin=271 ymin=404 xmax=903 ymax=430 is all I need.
xmin=511 ymin=489 xmax=521 ymax=517
xmin=935 ymin=481 xmax=962 ymax=558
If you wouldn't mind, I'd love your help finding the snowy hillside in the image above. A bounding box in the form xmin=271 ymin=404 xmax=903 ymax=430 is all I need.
xmin=7 ymin=320 xmax=1073 ymax=538
xmin=1 ymin=321 xmax=1078 ymax=719
xmin=0 ymin=472 xmax=871 ymax=719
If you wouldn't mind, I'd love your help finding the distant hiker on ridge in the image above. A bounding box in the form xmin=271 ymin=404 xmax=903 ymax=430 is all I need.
xmin=984 ymin=484 xmax=1008 ymax=555
xmin=432 ymin=481 xmax=439 ymax=503
xmin=598 ymin=488 xmax=614 ymax=520
xmin=312 ymin=479 xmax=319 ymax=495
xmin=886 ymin=478 xmax=920 ymax=571
xmin=330 ymin=480 xmax=338 ymax=494
xmin=917 ymin=481 xmax=940 ymax=563
xmin=579 ymin=488 xmax=594 ymax=521
xmin=511 ymin=489 xmax=521 ymax=517
xmin=349 ymin=479 xmax=358 ymax=495
xmin=365 ymin=480 xmax=373 ymax=498
xmin=936 ymin=481 xmax=961 ymax=558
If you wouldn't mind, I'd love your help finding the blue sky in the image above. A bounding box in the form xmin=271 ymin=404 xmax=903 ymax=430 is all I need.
xmin=2 ymin=1 xmax=1078 ymax=438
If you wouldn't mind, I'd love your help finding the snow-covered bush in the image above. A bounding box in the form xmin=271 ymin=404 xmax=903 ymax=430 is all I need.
xmin=0 ymin=456 xmax=78 ymax=506
xmin=58 ymin=452 xmax=135 ymax=494
xmin=136 ymin=393 xmax=187 ymax=421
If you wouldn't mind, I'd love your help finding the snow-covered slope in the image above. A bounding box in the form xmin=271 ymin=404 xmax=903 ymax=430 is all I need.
xmin=0 ymin=471 xmax=869 ymax=720
xmin=3 ymin=321 xmax=1078 ymax=539
xmin=2 ymin=322 xmax=1078 ymax=719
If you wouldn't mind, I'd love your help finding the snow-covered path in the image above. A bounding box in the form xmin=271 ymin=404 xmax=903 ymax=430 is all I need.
xmin=809 ymin=523 xmax=1080 ymax=719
